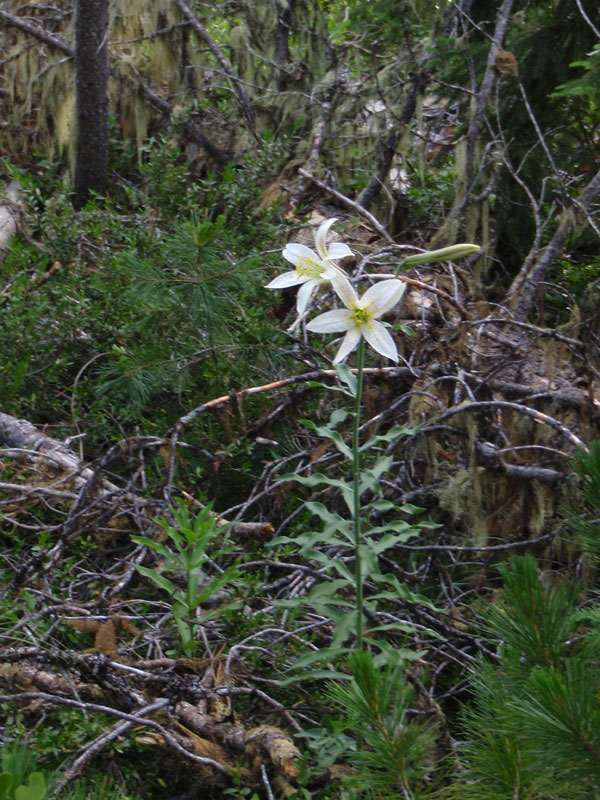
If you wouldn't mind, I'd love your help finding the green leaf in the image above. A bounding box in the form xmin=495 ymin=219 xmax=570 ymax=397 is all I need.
xmin=371 ymin=642 xmax=427 ymax=668
xmin=364 ymin=530 xmax=420 ymax=553
xmin=359 ymin=456 xmax=393 ymax=496
xmin=15 ymin=773 xmax=46 ymax=800
xmin=367 ymin=499 xmax=397 ymax=512
xmin=369 ymin=573 xmax=438 ymax=608
xmin=285 ymin=645 xmax=352 ymax=673
xmin=331 ymin=609 xmax=359 ymax=648
xmin=195 ymin=564 xmax=240 ymax=604
xmin=364 ymin=520 xmax=414 ymax=535
xmin=302 ymin=418 xmax=352 ymax=460
xmin=394 ymin=323 xmax=416 ymax=336
xmin=309 ymin=551 xmax=355 ymax=583
xmin=305 ymin=578 xmax=353 ymax=605
xmin=304 ymin=501 xmax=353 ymax=537
xmin=335 ymin=362 xmax=358 ymax=396
xmin=306 ymin=380 xmax=353 ymax=397
xmin=0 ymin=774 xmax=14 ymax=799
xmin=400 ymin=503 xmax=426 ymax=514
xmin=277 ymin=668 xmax=351 ymax=685
xmin=135 ymin=564 xmax=177 ymax=595
xmin=281 ymin=472 xmax=355 ymax=516
xmin=130 ymin=534 xmax=175 ymax=561
xmin=359 ymin=424 xmax=417 ymax=452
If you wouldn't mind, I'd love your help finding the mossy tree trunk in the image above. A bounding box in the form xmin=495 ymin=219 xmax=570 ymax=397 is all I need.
xmin=73 ymin=0 xmax=109 ymax=210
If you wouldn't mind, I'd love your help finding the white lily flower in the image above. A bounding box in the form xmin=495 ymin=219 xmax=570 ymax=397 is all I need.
xmin=265 ymin=218 xmax=353 ymax=315
xmin=306 ymin=275 xmax=406 ymax=363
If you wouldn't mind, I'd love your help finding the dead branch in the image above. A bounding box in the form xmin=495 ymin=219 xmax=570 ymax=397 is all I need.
xmin=286 ymin=85 xmax=337 ymax=216
xmin=506 ymin=166 xmax=600 ymax=320
xmin=431 ymin=400 xmax=586 ymax=450
xmin=0 ymin=9 xmax=73 ymax=57
xmin=173 ymin=0 xmax=255 ymax=130
xmin=466 ymin=0 xmax=515 ymax=177
xmin=298 ymin=168 xmax=395 ymax=244
xmin=139 ymin=83 xmax=230 ymax=166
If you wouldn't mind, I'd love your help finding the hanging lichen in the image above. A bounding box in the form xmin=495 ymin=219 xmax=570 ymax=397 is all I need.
xmin=0 ymin=0 xmax=189 ymax=166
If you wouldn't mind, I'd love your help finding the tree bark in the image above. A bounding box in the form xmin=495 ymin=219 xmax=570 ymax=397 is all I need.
xmin=274 ymin=0 xmax=293 ymax=92
xmin=73 ymin=0 xmax=110 ymax=210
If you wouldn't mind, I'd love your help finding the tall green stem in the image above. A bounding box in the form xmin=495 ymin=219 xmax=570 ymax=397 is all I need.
xmin=352 ymin=337 xmax=365 ymax=651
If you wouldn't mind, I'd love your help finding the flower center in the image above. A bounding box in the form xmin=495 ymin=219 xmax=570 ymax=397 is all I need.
xmin=352 ymin=306 xmax=371 ymax=327
xmin=296 ymin=256 xmax=324 ymax=280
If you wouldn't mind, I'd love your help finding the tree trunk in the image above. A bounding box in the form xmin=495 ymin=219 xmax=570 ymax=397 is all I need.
xmin=73 ymin=0 xmax=109 ymax=210
xmin=274 ymin=0 xmax=293 ymax=92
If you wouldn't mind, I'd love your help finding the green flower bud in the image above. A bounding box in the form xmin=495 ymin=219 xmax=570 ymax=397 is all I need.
xmin=402 ymin=244 xmax=481 ymax=266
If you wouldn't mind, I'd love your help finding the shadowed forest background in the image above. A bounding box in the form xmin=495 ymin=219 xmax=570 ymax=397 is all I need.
xmin=1 ymin=1 xmax=600 ymax=798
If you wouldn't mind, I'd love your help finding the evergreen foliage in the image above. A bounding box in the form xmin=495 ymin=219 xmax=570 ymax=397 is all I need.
xmin=448 ymin=555 xmax=600 ymax=799
xmin=566 ymin=442 xmax=600 ymax=561
xmin=325 ymin=650 xmax=439 ymax=799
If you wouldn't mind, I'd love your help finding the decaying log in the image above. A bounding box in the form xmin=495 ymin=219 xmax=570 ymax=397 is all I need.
xmin=0 ymin=654 xmax=301 ymax=793
xmin=0 ymin=410 xmax=273 ymax=537
xmin=0 ymin=411 xmax=122 ymax=495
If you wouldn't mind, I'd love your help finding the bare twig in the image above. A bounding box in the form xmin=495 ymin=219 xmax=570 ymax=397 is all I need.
xmin=173 ymin=0 xmax=255 ymax=129
xmin=298 ymin=168 xmax=394 ymax=243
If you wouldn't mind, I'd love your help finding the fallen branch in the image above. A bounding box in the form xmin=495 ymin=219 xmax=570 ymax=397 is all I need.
xmin=431 ymin=400 xmax=587 ymax=450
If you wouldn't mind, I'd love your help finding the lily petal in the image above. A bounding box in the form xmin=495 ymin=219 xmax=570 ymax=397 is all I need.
xmin=363 ymin=321 xmax=398 ymax=362
xmin=334 ymin=329 xmax=362 ymax=363
xmin=321 ymin=261 xmax=349 ymax=280
xmin=265 ymin=271 xmax=305 ymax=289
xmin=327 ymin=242 xmax=354 ymax=260
xmin=306 ymin=308 xmax=354 ymax=333
xmin=361 ymin=280 xmax=406 ymax=317
xmin=330 ymin=274 xmax=359 ymax=311
xmin=296 ymin=279 xmax=318 ymax=315
xmin=314 ymin=218 xmax=338 ymax=260
xmin=282 ymin=242 xmax=320 ymax=266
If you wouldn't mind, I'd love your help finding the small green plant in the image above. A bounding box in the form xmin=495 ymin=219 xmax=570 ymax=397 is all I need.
xmin=0 ymin=745 xmax=46 ymax=800
xmin=131 ymin=500 xmax=241 ymax=657
xmin=0 ymin=772 xmax=46 ymax=800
